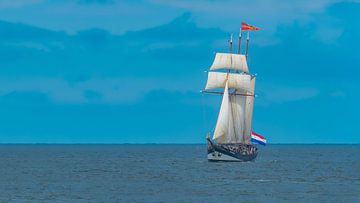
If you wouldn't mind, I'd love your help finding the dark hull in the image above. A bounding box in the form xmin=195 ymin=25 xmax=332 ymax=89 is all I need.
xmin=207 ymin=138 xmax=258 ymax=162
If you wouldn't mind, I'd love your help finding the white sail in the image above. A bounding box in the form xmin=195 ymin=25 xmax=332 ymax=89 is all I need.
xmin=228 ymin=109 xmax=236 ymax=143
xmin=205 ymin=72 xmax=251 ymax=92
xmin=210 ymin=53 xmax=249 ymax=73
xmin=229 ymin=92 xmax=247 ymax=143
xmin=212 ymin=81 xmax=235 ymax=142
xmin=221 ymin=102 xmax=236 ymax=143
xmin=243 ymin=77 xmax=256 ymax=144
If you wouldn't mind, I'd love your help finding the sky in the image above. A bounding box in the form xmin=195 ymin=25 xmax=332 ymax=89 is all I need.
xmin=0 ymin=0 xmax=359 ymax=143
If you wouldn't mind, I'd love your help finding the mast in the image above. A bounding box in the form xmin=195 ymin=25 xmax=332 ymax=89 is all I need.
xmin=238 ymin=28 xmax=242 ymax=54
xmin=245 ymin=31 xmax=250 ymax=59
xmin=228 ymin=33 xmax=237 ymax=141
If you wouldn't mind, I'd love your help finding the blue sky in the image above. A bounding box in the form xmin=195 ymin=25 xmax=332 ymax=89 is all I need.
xmin=0 ymin=0 xmax=359 ymax=143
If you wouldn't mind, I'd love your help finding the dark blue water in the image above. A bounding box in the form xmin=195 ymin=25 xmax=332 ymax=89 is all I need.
xmin=0 ymin=145 xmax=359 ymax=202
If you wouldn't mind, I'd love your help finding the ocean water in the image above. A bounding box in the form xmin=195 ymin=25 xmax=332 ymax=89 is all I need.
xmin=0 ymin=144 xmax=359 ymax=202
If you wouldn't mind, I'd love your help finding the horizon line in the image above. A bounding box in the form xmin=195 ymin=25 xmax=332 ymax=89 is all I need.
xmin=0 ymin=143 xmax=359 ymax=145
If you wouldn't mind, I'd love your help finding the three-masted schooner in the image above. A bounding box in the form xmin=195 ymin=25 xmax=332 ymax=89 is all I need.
xmin=202 ymin=22 xmax=260 ymax=162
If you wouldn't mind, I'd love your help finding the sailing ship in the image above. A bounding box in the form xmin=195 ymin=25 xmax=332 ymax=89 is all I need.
xmin=202 ymin=22 xmax=262 ymax=162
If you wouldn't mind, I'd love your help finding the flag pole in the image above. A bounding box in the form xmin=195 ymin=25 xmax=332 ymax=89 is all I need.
xmin=245 ymin=31 xmax=250 ymax=59
xmin=238 ymin=28 xmax=242 ymax=54
xmin=228 ymin=34 xmax=233 ymax=75
xmin=229 ymin=33 xmax=233 ymax=53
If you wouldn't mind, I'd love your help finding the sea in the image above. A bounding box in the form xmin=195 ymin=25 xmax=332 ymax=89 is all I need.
xmin=0 ymin=144 xmax=359 ymax=202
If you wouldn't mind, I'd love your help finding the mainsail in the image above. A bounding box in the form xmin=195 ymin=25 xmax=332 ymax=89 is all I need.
xmin=243 ymin=77 xmax=256 ymax=143
xmin=213 ymin=81 xmax=235 ymax=142
xmin=205 ymin=52 xmax=255 ymax=144
xmin=230 ymin=92 xmax=246 ymax=143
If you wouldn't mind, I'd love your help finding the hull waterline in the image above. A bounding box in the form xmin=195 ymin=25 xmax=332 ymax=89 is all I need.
xmin=207 ymin=138 xmax=258 ymax=162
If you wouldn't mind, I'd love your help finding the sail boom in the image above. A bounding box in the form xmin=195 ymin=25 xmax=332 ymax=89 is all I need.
xmin=202 ymin=90 xmax=254 ymax=97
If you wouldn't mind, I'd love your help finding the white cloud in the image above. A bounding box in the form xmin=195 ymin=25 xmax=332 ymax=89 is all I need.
xmin=257 ymin=84 xmax=318 ymax=105
xmin=0 ymin=0 xmax=352 ymax=49
xmin=0 ymin=76 xmax=198 ymax=104
xmin=329 ymin=90 xmax=346 ymax=97
xmin=0 ymin=0 xmax=43 ymax=9
xmin=150 ymin=0 xmax=343 ymax=43
xmin=0 ymin=0 xmax=344 ymax=38
xmin=0 ymin=0 xmax=182 ymax=34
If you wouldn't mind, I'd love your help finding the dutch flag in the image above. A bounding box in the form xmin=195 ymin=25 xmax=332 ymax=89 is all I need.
xmin=251 ymin=131 xmax=267 ymax=146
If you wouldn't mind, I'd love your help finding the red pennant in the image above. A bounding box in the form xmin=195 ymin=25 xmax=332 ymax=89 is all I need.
xmin=241 ymin=22 xmax=260 ymax=31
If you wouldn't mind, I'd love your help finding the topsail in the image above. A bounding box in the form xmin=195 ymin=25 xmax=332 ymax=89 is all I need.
xmin=210 ymin=53 xmax=249 ymax=73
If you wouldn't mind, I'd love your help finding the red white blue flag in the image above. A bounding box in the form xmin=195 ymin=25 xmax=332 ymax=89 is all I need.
xmin=251 ymin=131 xmax=266 ymax=145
